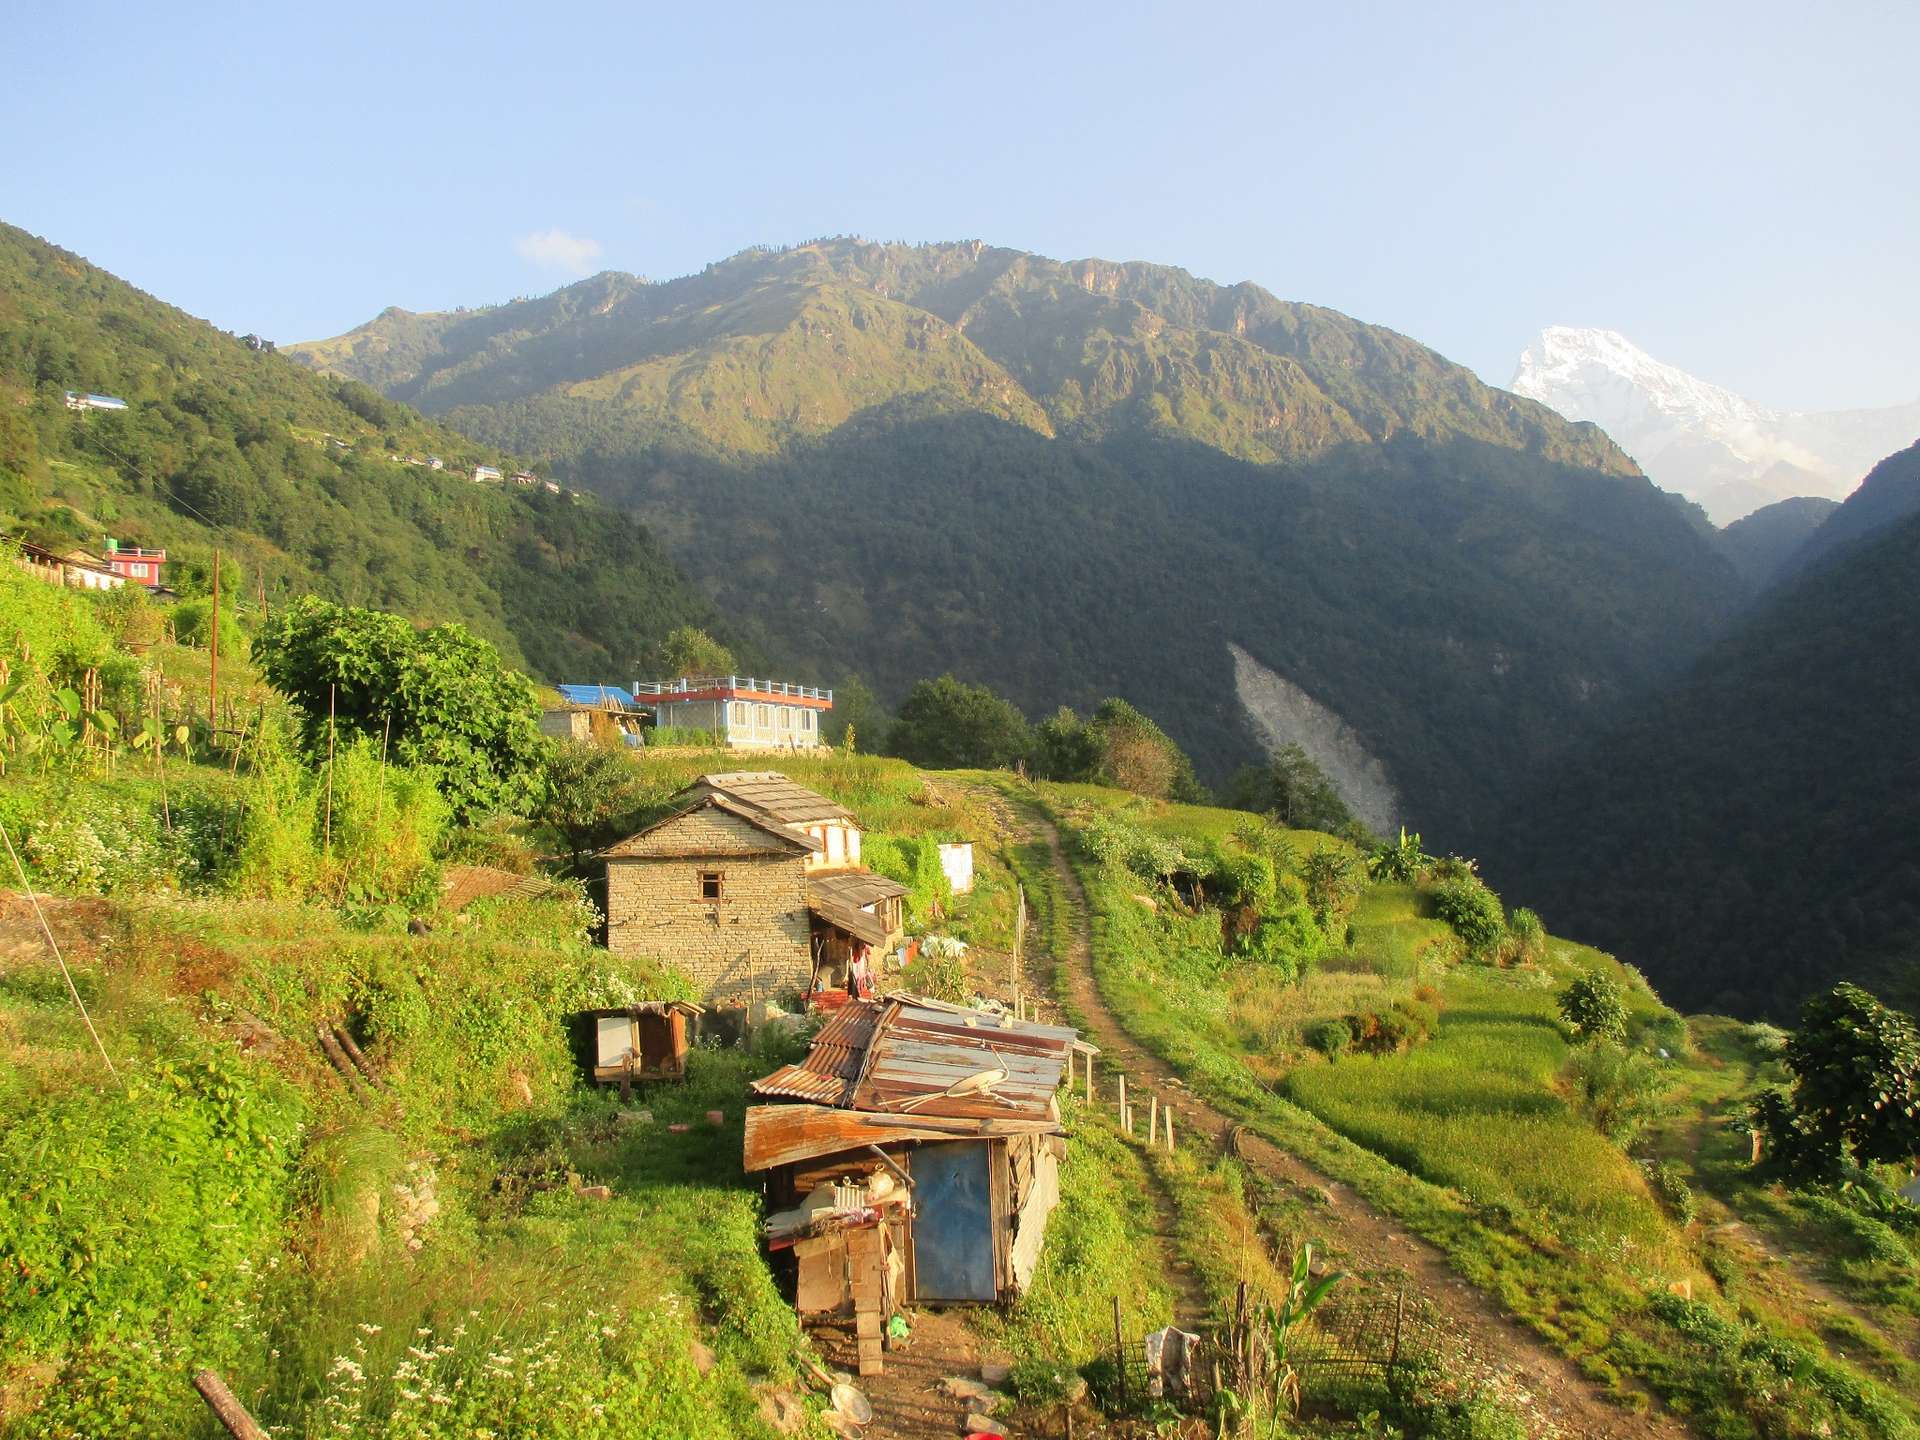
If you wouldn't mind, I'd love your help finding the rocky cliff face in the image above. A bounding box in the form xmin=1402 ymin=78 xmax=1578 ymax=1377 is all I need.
xmin=1513 ymin=325 xmax=1920 ymax=523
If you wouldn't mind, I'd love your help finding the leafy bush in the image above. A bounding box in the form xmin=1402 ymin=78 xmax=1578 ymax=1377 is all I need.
xmin=864 ymin=833 xmax=953 ymax=923
xmin=255 ymin=595 xmax=545 ymax=822
xmin=645 ymin=725 xmax=719 ymax=747
xmin=169 ymin=597 xmax=246 ymax=658
xmin=1366 ymin=827 xmax=1429 ymax=882
xmin=1430 ymin=876 xmax=1505 ymax=956
xmin=1306 ymin=1017 xmax=1354 ymax=1059
xmin=1741 ymin=1021 xmax=1790 ymax=1057
xmin=1557 ymin=970 xmax=1628 ymax=1043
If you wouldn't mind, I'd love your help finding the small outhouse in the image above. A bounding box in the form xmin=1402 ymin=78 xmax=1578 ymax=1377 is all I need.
xmin=585 ymin=1001 xmax=704 ymax=1084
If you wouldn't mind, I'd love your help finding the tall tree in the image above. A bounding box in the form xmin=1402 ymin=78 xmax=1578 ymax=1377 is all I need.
xmin=885 ymin=674 xmax=1030 ymax=770
xmin=255 ymin=596 xmax=544 ymax=822
xmin=654 ymin=625 xmax=735 ymax=679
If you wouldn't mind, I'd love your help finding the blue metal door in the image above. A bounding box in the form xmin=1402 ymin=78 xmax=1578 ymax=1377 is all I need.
xmin=911 ymin=1142 xmax=996 ymax=1301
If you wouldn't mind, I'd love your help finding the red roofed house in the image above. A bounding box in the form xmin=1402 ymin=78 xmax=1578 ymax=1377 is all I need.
xmin=633 ymin=674 xmax=831 ymax=750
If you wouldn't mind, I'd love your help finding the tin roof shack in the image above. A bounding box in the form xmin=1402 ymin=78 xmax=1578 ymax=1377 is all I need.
xmin=601 ymin=774 xmax=907 ymax=1012
xmin=585 ymin=1001 xmax=703 ymax=1090
xmin=744 ymin=998 xmax=1079 ymax=1376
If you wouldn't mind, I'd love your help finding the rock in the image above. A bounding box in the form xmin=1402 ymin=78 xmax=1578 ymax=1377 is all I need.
xmin=688 ymin=1339 xmax=717 ymax=1375
xmin=576 ymin=1184 xmax=613 ymax=1201
xmin=961 ymin=1414 xmax=1002 ymax=1436
xmin=706 ymin=1108 xmax=726 ymax=1126
xmin=940 ymin=1376 xmax=992 ymax=1402
xmin=978 ymin=1361 xmax=1012 ymax=1386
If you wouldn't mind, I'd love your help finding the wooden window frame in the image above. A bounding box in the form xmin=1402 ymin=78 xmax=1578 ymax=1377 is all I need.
xmin=698 ymin=869 xmax=725 ymax=902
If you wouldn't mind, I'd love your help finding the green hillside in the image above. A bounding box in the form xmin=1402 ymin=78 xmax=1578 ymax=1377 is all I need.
xmin=295 ymin=238 xmax=1745 ymax=850
xmin=0 ymin=222 xmax=719 ymax=682
xmin=6 ymin=566 xmax=1917 ymax=1440
xmin=1494 ymin=502 xmax=1920 ymax=1018
xmin=1713 ymin=495 xmax=1839 ymax=589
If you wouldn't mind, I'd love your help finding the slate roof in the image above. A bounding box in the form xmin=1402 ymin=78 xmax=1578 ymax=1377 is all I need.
xmin=599 ymin=793 xmax=822 ymax=859
xmin=678 ymin=773 xmax=853 ymax=827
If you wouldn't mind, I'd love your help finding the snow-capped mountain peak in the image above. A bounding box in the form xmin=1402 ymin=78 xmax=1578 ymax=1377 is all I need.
xmin=1511 ymin=326 xmax=1920 ymax=523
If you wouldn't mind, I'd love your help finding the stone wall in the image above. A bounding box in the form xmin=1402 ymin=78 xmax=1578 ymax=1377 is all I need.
xmin=604 ymin=804 xmax=813 ymax=1004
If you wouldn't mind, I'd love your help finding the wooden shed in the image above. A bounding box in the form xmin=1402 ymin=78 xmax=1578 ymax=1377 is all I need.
xmin=586 ymin=1001 xmax=704 ymax=1084
xmin=744 ymin=997 xmax=1078 ymax=1375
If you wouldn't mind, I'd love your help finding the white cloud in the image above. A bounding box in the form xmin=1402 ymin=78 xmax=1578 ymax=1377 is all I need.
xmin=514 ymin=227 xmax=604 ymax=276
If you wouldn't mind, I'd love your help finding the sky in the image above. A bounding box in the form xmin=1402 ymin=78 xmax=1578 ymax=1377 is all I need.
xmin=6 ymin=1 xmax=1916 ymax=410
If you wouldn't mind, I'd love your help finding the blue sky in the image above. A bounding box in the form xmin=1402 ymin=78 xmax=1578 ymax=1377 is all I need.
xmin=7 ymin=1 xmax=1915 ymax=409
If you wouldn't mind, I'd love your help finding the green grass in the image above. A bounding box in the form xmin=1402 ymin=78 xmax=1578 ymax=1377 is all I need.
xmin=1016 ymin=779 xmax=1920 ymax=1440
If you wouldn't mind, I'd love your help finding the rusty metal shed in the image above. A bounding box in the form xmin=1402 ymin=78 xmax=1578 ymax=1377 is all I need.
xmin=745 ymin=997 xmax=1079 ymax=1376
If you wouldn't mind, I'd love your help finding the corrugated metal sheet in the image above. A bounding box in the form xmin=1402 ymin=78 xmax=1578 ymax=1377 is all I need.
xmin=556 ymin=683 xmax=639 ymax=709
xmin=748 ymin=999 xmax=1075 ymax=1124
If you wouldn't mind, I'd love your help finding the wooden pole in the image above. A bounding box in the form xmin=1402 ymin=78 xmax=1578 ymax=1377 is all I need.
xmin=1112 ymin=1295 xmax=1127 ymax=1408
xmin=1165 ymin=1108 xmax=1175 ymax=1152
xmin=317 ymin=1026 xmax=371 ymax=1101
xmin=207 ymin=548 xmax=220 ymax=724
xmin=192 ymin=1369 xmax=268 ymax=1440
xmin=1085 ymin=1052 xmax=1093 ymax=1104
xmin=322 ymin=683 xmax=337 ymax=855
xmin=1149 ymin=1094 xmax=1159 ymax=1146
xmin=1117 ymin=1073 xmax=1126 ymax=1128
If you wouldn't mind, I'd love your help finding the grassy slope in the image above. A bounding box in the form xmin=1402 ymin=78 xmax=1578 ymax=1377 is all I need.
xmin=1025 ymin=779 xmax=1919 ymax=1440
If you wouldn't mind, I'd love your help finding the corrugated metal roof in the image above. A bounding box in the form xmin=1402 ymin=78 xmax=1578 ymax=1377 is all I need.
xmin=750 ymin=1003 xmax=878 ymax=1104
xmin=556 ymin=683 xmax=639 ymax=709
xmin=748 ymin=998 xmax=1076 ymax=1124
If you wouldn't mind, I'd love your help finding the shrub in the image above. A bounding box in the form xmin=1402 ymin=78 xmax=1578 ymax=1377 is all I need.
xmin=1741 ymin=1021 xmax=1790 ymax=1058
xmin=1506 ymin=906 xmax=1545 ymax=962
xmin=1563 ymin=1040 xmax=1667 ymax=1145
xmin=1306 ymin=1017 xmax=1353 ymax=1059
xmin=1644 ymin=1160 xmax=1698 ymax=1226
xmin=1430 ymin=876 xmax=1506 ymax=955
xmin=1558 ymin=970 xmax=1628 ymax=1043
xmin=1366 ymin=827 xmax=1428 ymax=882
xmin=324 ymin=739 xmax=447 ymax=907
xmin=864 ymin=834 xmax=954 ymax=923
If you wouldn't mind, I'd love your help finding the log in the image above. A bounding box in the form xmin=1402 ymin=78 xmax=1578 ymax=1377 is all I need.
xmin=331 ymin=1024 xmax=384 ymax=1089
xmin=193 ymin=1370 xmax=267 ymax=1440
xmin=316 ymin=1026 xmax=371 ymax=1101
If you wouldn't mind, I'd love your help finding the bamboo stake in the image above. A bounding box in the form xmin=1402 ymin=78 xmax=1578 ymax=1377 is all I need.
xmin=1117 ymin=1073 xmax=1126 ymax=1128
xmin=1165 ymin=1108 xmax=1175 ymax=1152
xmin=1085 ymin=1052 xmax=1093 ymax=1104
xmin=322 ymin=683 xmax=337 ymax=855
xmin=208 ymin=548 xmax=220 ymax=722
xmin=1149 ymin=1094 xmax=1159 ymax=1146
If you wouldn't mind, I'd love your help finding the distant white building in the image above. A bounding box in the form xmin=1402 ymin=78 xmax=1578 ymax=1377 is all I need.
xmin=63 ymin=391 xmax=128 ymax=412
xmin=634 ymin=676 xmax=833 ymax=749
xmin=473 ymin=464 xmax=503 ymax=482
xmin=427 ymin=456 xmax=444 ymax=470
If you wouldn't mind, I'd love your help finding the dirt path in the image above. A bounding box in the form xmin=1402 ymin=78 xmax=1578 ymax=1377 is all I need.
xmin=1020 ymin=808 xmax=1693 ymax=1440
xmin=814 ymin=1311 xmax=1013 ymax=1440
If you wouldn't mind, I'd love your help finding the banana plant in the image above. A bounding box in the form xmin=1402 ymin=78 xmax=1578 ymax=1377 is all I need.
xmin=1258 ymin=1243 xmax=1345 ymax=1435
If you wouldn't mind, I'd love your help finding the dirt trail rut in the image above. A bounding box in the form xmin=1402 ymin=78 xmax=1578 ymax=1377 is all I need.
xmin=1022 ymin=810 xmax=1693 ymax=1440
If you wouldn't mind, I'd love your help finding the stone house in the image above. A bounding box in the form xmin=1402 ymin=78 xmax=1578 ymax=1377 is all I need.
xmin=600 ymin=774 xmax=906 ymax=1011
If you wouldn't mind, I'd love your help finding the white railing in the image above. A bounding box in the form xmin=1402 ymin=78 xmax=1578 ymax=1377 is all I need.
xmin=633 ymin=676 xmax=833 ymax=703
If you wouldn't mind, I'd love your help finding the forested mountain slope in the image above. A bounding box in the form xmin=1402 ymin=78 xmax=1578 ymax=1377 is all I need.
xmin=1778 ymin=437 xmax=1920 ymax=582
xmin=298 ymin=239 xmax=1746 ymax=849
xmin=1494 ymin=505 xmax=1920 ymax=1017
xmin=1712 ymin=496 xmax=1839 ymax=589
xmin=0 ymin=222 xmax=718 ymax=680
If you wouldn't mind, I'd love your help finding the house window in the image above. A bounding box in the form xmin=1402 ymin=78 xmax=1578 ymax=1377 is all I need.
xmin=778 ymin=707 xmax=791 ymax=729
xmin=802 ymin=711 xmax=815 ymax=731
xmin=698 ymin=870 xmax=725 ymax=901
xmin=757 ymin=704 xmax=770 ymax=727
xmin=732 ymin=702 xmax=747 ymax=725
